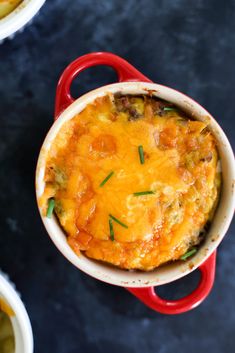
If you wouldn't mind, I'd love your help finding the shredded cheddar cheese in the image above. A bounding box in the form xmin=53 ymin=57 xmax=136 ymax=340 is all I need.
xmin=41 ymin=94 xmax=221 ymax=270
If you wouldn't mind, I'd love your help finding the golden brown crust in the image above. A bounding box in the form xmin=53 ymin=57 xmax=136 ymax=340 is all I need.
xmin=0 ymin=0 xmax=22 ymax=19
xmin=41 ymin=94 xmax=221 ymax=270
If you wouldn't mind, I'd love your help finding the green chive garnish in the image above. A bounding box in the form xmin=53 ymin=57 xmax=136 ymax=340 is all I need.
xmin=109 ymin=218 xmax=115 ymax=241
xmin=133 ymin=191 xmax=155 ymax=196
xmin=164 ymin=107 xmax=177 ymax=112
xmin=180 ymin=248 xmax=197 ymax=261
xmin=109 ymin=214 xmax=128 ymax=229
xmin=46 ymin=198 xmax=55 ymax=218
xmin=99 ymin=171 xmax=114 ymax=187
xmin=138 ymin=145 xmax=145 ymax=164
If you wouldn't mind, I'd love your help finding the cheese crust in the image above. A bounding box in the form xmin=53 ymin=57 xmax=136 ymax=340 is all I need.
xmin=0 ymin=0 xmax=22 ymax=19
xmin=41 ymin=94 xmax=221 ymax=270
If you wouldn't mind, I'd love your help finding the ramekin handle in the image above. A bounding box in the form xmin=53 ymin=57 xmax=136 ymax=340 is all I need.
xmin=55 ymin=52 xmax=152 ymax=118
xmin=127 ymin=251 xmax=216 ymax=315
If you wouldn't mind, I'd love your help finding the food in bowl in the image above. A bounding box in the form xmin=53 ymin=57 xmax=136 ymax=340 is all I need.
xmin=0 ymin=299 xmax=15 ymax=353
xmin=40 ymin=93 xmax=221 ymax=271
xmin=0 ymin=0 xmax=22 ymax=19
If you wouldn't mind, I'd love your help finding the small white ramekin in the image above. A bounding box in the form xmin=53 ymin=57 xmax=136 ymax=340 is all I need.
xmin=0 ymin=0 xmax=45 ymax=41
xmin=0 ymin=271 xmax=33 ymax=353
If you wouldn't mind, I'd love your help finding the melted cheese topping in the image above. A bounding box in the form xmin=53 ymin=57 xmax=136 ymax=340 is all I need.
xmin=41 ymin=94 xmax=221 ymax=270
xmin=0 ymin=300 xmax=15 ymax=353
xmin=0 ymin=0 xmax=22 ymax=19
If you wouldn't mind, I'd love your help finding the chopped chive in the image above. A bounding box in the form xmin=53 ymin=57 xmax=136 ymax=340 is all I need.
xmin=99 ymin=171 xmax=114 ymax=187
xmin=133 ymin=191 xmax=155 ymax=196
xmin=138 ymin=145 xmax=145 ymax=164
xmin=180 ymin=248 xmax=197 ymax=261
xmin=46 ymin=198 xmax=55 ymax=218
xmin=109 ymin=218 xmax=115 ymax=241
xmin=109 ymin=214 xmax=128 ymax=229
xmin=164 ymin=107 xmax=177 ymax=112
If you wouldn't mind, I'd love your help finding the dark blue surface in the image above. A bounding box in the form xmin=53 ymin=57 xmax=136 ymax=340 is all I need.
xmin=0 ymin=1 xmax=235 ymax=352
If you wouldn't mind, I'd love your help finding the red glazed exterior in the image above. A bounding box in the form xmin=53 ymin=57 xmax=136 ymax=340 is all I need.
xmin=53 ymin=52 xmax=218 ymax=315
xmin=127 ymin=251 xmax=216 ymax=314
xmin=55 ymin=52 xmax=151 ymax=118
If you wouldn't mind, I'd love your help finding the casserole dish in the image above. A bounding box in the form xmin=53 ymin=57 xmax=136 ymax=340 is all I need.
xmin=0 ymin=271 xmax=33 ymax=353
xmin=0 ymin=0 xmax=45 ymax=42
xmin=36 ymin=52 xmax=235 ymax=314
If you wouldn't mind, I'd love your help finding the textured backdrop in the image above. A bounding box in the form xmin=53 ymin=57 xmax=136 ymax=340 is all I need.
xmin=0 ymin=0 xmax=235 ymax=352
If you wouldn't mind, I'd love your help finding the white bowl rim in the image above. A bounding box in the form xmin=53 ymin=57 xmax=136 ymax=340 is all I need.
xmin=0 ymin=273 xmax=33 ymax=353
xmin=0 ymin=0 xmax=46 ymax=40
xmin=36 ymin=81 xmax=235 ymax=288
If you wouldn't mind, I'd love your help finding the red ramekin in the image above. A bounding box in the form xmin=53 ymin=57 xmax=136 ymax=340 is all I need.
xmin=36 ymin=52 xmax=235 ymax=314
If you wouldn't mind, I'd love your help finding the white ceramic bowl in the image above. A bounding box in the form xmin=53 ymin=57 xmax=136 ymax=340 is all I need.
xmin=36 ymin=80 xmax=235 ymax=288
xmin=0 ymin=271 xmax=33 ymax=353
xmin=0 ymin=0 xmax=45 ymax=41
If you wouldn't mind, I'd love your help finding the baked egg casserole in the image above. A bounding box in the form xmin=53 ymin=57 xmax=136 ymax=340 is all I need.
xmin=40 ymin=94 xmax=221 ymax=271
xmin=0 ymin=299 xmax=15 ymax=353
xmin=0 ymin=0 xmax=22 ymax=19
